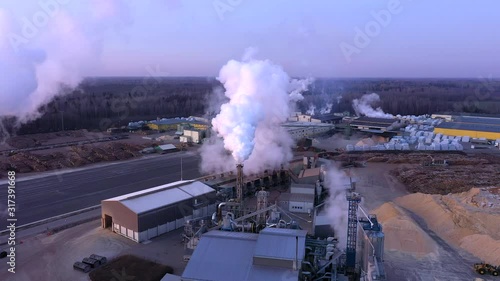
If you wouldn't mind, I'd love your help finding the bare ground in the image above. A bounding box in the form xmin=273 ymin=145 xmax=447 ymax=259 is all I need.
xmin=0 ymin=131 xmax=170 ymax=176
xmin=350 ymin=162 xmax=499 ymax=281
xmin=332 ymin=151 xmax=500 ymax=195
xmin=0 ymin=221 xmax=189 ymax=281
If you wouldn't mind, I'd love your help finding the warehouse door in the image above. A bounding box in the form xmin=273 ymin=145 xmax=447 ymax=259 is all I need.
xmin=103 ymin=215 xmax=112 ymax=228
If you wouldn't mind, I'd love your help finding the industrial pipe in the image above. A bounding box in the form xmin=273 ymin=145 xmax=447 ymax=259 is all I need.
xmin=216 ymin=202 xmax=227 ymax=221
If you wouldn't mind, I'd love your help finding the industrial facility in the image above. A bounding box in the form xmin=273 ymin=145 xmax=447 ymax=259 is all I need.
xmin=348 ymin=117 xmax=403 ymax=134
xmin=178 ymin=157 xmax=384 ymax=280
xmin=99 ymin=150 xmax=386 ymax=280
xmin=146 ymin=117 xmax=209 ymax=132
xmin=434 ymin=115 xmax=500 ymax=140
xmin=100 ymin=110 xmax=500 ymax=281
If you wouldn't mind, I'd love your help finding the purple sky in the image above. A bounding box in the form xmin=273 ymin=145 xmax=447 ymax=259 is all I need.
xmin=2 ymin=0 xmax=500 ymax=78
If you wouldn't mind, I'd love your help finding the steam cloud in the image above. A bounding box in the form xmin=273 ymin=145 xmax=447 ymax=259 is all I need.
xmin=352 ymin=93 xmax=394 ymax=118
xmin=201 ymin=49 xmax=313 ymax=174
xmin=305 ymin=103 xmax=332 ymax=116
xmin=0 ymin=0 xmax=131 ymax=141
xmin=324 ymin=166 xmax=350 ymax=248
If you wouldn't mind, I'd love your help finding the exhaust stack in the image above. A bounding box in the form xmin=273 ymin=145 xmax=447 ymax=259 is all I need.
xmin=236 ymin=164 xmax=244 ymax=204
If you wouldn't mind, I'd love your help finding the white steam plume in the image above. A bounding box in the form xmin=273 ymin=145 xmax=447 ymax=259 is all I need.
xmin=305 ymin=103 xmax=332 ymax=116
xmin=306 ymin=105 xmax=316 ymax=116
xmin=0 ymin=1 xmax=131 ymax=141
xmin=324 ymin=166 xmax=350 ymax=248
xmin=352 ymin=93 xmax=394 ymax=118
xmin=320 ymin=103 xmax=333 ymax=114
xmin=201 ymin=48 xmax=313 ymax=174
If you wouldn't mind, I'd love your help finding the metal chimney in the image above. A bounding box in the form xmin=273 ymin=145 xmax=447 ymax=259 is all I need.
xmin=236 ymin=164 xmax=244 ymax=204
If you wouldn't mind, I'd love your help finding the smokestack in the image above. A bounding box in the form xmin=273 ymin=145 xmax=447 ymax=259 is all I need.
xmin=236 ymin=164 xmax=244 ymax=204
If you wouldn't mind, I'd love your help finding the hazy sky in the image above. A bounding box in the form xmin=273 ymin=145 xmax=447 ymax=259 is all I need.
xmin=2 ymin=0 xmax=500 ymax=78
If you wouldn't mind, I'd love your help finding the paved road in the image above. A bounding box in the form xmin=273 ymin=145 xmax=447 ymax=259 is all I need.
xmin=0 ymin=152 xmax=201 ymax=229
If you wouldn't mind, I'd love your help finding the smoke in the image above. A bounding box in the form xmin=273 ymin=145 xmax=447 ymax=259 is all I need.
xmin=320 ymin=103 xmax=333 ymax=114
xmin=201 ymin=48 xmax=313 ymax=174
xmin=199 ymin=136 xmax=236 ymax=174
xmin=0 ymin=1 xmax=131 ymax=142
xmin=203 ymin=86 xmax=228 ymax=120
xmin=352 ymin=93 xmax=394 ymax=118
xmin=289 ymin=77 xmax=314 ymax=102
xmin=324 ymin=165 xmax=350 ymax=248
xmin=305 ymin=103 xmax=332 ymax=116
xmin=305 ymin=105 xmax=316 ymax=115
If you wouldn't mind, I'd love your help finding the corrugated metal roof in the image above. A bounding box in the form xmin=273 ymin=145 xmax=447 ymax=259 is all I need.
xmin=103 ymin=180 xmax=214 ymax=214
xmin=247 ymin=265 xmax=298 ymax=281
xmin=179 ymin=181 xmax=216 ymax=197
xmin=312 ymin=114 xmax=343 ymax=121
xmin=279 ymin=193 xmax=315 ymax=203
xmin=158 ymin=144 xmax=176 ymax=150
xmin=453 ymin=116 xmax=500 ymax=125
xmin=350 ymin=117 xmax=397 ymax=128
xmin=104 ymin=180 xmax=192 ymax=201
xmin=254 ymin=228 xmax=307 ymax=262
xmin=182 ymin=231 xmax=258 ymax=281
xmin=182 ymin=230 xmax=304 ymax=281
xmin=436 ymin=121 xmax=500 ymax=133
xmin=121 ymin=187 xmax=192 ymax=214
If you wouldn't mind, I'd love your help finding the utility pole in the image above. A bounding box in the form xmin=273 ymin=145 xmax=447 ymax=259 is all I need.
xmin=180 ymin=155 xmax=183 ymax=181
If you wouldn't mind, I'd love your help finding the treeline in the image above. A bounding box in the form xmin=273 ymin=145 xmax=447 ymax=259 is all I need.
xmin=17 ymin=77 xmax=218 ymax=134
xmin=298 ymin=78 xmax=500 ymax=116
xmin=13 ymin=78 xmax=500 ymax=135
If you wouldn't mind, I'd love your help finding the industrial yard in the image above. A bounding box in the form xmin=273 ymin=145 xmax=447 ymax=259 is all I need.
xmin=1 ymin=110 xmax=499 ymax=281
xmin=1 ymin=146 xmax=498 ymax=280
xmin=2 ymin=2 xmax=500 ymax=280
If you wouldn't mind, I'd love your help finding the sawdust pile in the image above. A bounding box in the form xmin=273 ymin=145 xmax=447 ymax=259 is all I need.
xmin=2 ymin=142 xmax=145 ymax=173
xmin=373 ymin=202 xmax=438 ymax=257
xmin=6 ymin=130 xmax=90 ymax=149
xmin=391 ymin=165 xmax=499 ymax=194
xmin=395 ymin=188 xmax=500 ymax=264
xmin=329 ymin=151 xmax=500 ymax=195
xmin=332 ymin=152 xmax=491 ymax=165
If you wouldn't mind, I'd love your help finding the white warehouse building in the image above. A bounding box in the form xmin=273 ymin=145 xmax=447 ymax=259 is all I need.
xmin=101 ymin=180 xmax=217 ymax=243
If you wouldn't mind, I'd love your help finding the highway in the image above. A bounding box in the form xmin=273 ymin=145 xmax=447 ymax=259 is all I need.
xmin=0 ymin=151 xmax=201 ymax=229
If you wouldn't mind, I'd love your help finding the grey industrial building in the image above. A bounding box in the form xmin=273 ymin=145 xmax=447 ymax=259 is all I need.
xmin=350 ymin=117 xmax=401 ymax=133
xmin=182 ymin=228 xmax=307 ymax=281
xmin=101 ymin=180 xmax=217 ymax=242
xmin=311 ymin=113 xmax=343 ymax=124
